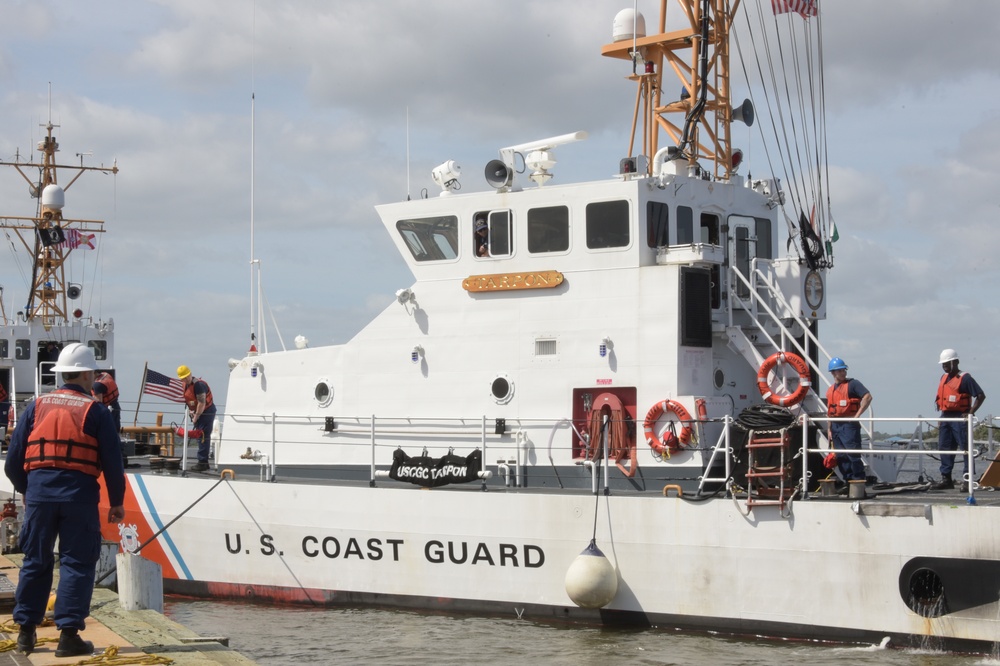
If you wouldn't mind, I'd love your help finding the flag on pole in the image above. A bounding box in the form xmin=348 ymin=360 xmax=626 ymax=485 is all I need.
xmin=772 ymin=0 xmax=818 ymax=18
xmin=142 ymin=367 xmax=186 ymax=403
xmin=55 ymin=229 xmax=97 ymax=251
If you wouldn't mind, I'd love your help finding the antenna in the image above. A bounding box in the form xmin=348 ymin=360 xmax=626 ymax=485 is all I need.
xmin=406 ymin=107 xmax=411 ymax=201
xmin=249 ymin=0 xmax=259 ymax=355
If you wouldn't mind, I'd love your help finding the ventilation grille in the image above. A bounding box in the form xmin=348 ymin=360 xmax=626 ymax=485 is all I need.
xmin=535 ymin=339 xmax=557 ymax=356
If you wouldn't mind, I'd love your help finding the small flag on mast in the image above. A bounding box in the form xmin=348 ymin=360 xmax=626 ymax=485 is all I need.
xmin=772 ymin=0 xmax=818 ymax=18
xmin=141 ymin=368 xmax=186 ymax=403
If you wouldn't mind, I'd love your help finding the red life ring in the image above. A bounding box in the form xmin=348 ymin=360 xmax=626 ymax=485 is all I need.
xmin=757 ymin=352 xmax=811 ymax=407
xmin=643 ymin=399 xmax=693 ymax=454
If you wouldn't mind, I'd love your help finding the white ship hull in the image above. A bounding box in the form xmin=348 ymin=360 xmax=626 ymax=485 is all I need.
xmin=98 ymin=472 xmax=999 ymax=650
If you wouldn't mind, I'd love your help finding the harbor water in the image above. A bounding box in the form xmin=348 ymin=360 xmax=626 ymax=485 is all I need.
xmin=164 ymin=599 xmax=1000 ymax=665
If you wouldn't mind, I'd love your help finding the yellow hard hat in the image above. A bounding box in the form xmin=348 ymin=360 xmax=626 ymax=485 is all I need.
xmin=177 ymin=364 xmax=192 ymax=379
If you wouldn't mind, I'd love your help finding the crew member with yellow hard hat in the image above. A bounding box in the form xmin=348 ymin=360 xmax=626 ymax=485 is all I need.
xmin=177 ymin=365 xmax=216 ymax=472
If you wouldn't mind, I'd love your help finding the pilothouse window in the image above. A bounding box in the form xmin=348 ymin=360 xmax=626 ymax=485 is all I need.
xmin=396 ymin=216 xmax=458 ymax=262
xmin=646 ymin=201 xmax=669 ymax=247
xmin=527 ymin=206 xmax=569 ymax=253
xmin=487 ymin=210 xmax=512 ymax=257
xmin=677 ymin=206 xmax=693 ymax=244
xmin=586 ymin=200 xmax=630 ymax=249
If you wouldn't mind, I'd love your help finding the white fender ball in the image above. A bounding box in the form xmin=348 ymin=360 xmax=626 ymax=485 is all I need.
xmin=564 ymin=540 xmax=618 ymax=608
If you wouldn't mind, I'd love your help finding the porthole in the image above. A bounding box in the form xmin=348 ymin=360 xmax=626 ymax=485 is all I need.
xmin=490 ymin=374 xmax=514 ymax=405
xmin=314 ymin=380 xmax=333 ymax=407
xmin=714 ymin=368 xmax=725 ymax=389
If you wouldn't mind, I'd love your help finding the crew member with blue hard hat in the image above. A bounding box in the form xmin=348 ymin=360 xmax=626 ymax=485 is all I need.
xmin=825 ymin=357 xmax=872 ymax=483
xmin=4 ymin=343 xmax=126 ymax=657
xmin=934 ymin=348 xmax=986 ymax=491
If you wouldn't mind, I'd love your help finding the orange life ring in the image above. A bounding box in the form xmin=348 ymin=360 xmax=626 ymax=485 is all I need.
xmin=643 ymin=399 xmax=693 ymax=454
xmin=757 ymin=352 xmax=811 ymax=407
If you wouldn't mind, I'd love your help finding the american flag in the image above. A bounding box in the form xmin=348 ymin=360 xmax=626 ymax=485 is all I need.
xmin=142 ymin=367 xmax=186 ymax=403
xmin=772 ymin=0 xmax=818 ymax=18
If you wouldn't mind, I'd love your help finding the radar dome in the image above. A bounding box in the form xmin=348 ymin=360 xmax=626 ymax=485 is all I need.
xmin=612 ymin=9 xmax=646 ymax=42
xmin=41 ymin=184 xmax=65 ymax=211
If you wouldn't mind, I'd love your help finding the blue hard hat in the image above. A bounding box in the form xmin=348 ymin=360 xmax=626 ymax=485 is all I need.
xmin=828 ymin=357 xmax=847 ymax=372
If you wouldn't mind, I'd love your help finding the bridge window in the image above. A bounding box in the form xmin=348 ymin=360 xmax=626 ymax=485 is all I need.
xmin=0 ymin=339 xmax=7 ymax=359
xmin=487 ymin=210 xmax=512 ymax=257
xmin=700 ymin=213 xmax=720 ymax=245
xmin=646 ymin=201 xmax=669 ymax=247
xmin=88 ymin=340 xmax=108 ymax=361
xmin=586 ymin=200 xmax=630 ymax=249
xmin=755 ymin=217 xmax=773 ymax=259
xmin=527 ymin=206 xmax=569 ymax=253
xmin=677 ymin=206 xmax=693 ymax=244
xmin=396 ymin=216 xmax=458 ymax=262
xmin=14 ymin=340 xmax=30 ymax=361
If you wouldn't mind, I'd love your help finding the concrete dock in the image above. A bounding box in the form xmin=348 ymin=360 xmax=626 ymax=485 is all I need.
xmin=0 ymin=555 xmax=257 ymax=665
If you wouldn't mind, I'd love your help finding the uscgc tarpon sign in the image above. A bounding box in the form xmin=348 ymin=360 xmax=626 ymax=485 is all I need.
xmin=389 ymin=448 xmax=483 ymax=487
xmin=462 ymin=270 xmax=564 ymax=292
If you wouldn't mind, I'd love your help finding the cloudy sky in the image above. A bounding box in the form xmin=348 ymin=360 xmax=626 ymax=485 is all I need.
xmin=1 ymin=0 xmax=998 ymax=432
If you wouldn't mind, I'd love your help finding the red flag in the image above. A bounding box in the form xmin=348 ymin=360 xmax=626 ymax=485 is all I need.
xmin=772 ymin=0 xmax=818 ymax=18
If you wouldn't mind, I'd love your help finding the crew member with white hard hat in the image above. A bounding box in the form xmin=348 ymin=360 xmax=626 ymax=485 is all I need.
xmin=934 ymin=348 xmax=986 ymax=491
xmin=3 ymin=343 xmax=126 ymax=657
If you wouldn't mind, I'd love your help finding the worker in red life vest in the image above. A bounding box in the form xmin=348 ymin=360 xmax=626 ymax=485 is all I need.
xmin=91 ymin=372 xmax=122 ymax=433
xmin=3 ymin=343 xmax=125 ymax=658
xmin=825 ymin=357 xmax=872 ymax=483
xmin=934 ymin=348 xmax=986 ymax=491
xmin=177 ymin=364 xmax=217 ymax=472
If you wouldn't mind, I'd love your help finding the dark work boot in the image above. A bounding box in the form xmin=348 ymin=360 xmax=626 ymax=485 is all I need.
xmin=54 ymin=628 xmax=94 ymax=658
xmin=932 ymin=474 xmax=954 ymax=490
xmin=16 ymin=624 xmax=35 ymax=655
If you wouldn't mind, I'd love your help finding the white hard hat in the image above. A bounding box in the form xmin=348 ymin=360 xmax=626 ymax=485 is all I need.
xmin=52 ymin=342 xmax=99 ymax=373
xmin=938 ymin=348 xmax=959 ymax=364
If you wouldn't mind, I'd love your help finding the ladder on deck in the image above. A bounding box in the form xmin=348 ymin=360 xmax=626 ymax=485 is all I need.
xmin=745 ymin=428 xmax=794 ymax=509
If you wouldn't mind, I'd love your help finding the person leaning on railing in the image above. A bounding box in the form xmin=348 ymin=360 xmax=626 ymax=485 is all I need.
xmin=934 ymin=348 xmax=986 ymax=491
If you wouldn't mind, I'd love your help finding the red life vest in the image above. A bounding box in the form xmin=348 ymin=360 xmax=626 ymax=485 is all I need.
xmin=93 ymin=372 xmax=120 ymax=405
xmin=24 ymin=389 xmax=102 ymax=477
xmin=826 ymin=381 xmax=861 ymax=418
xmin=936 ymin=372 xmax=971 ymax=413
xmin=0 ymin=383 xmax=8 ymax=402
xmin=184 ymin=378 xmax=214 ymax=412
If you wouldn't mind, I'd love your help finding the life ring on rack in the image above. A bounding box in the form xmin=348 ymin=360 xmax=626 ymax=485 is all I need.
xmin=643 ymin=399 xmax=693 ymax=454
xmin=757 ymin=352 xmax=810 ymax=407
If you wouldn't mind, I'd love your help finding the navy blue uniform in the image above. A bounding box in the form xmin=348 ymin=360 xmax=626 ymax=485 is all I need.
xmin=4 ymin=384 xmax=126 ymax=631
xmin=938 ymin=373 xmax=985 ymax=478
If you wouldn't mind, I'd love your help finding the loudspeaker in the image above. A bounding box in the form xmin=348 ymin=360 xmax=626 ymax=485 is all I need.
xmin=67 ymin=283 xmax=82 ymax=300
xmin=484 ymin=160 xmax=513 ymax=190
xmin=733 ymin=98 xmax=754 ymax=127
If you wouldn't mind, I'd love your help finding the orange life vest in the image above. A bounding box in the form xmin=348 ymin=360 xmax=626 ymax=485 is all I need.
xmin=93 ymin=372 xmax=119 ymax=405
xmin=184 ymin=378 xmax=214 ymax=412
xmin=936 ymin=372 xmax=971 ymax=413
xmin=826 ymin=381 xmax=861 ymax=418
xmin=24 ymin=389 xmax=101 ymax=477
